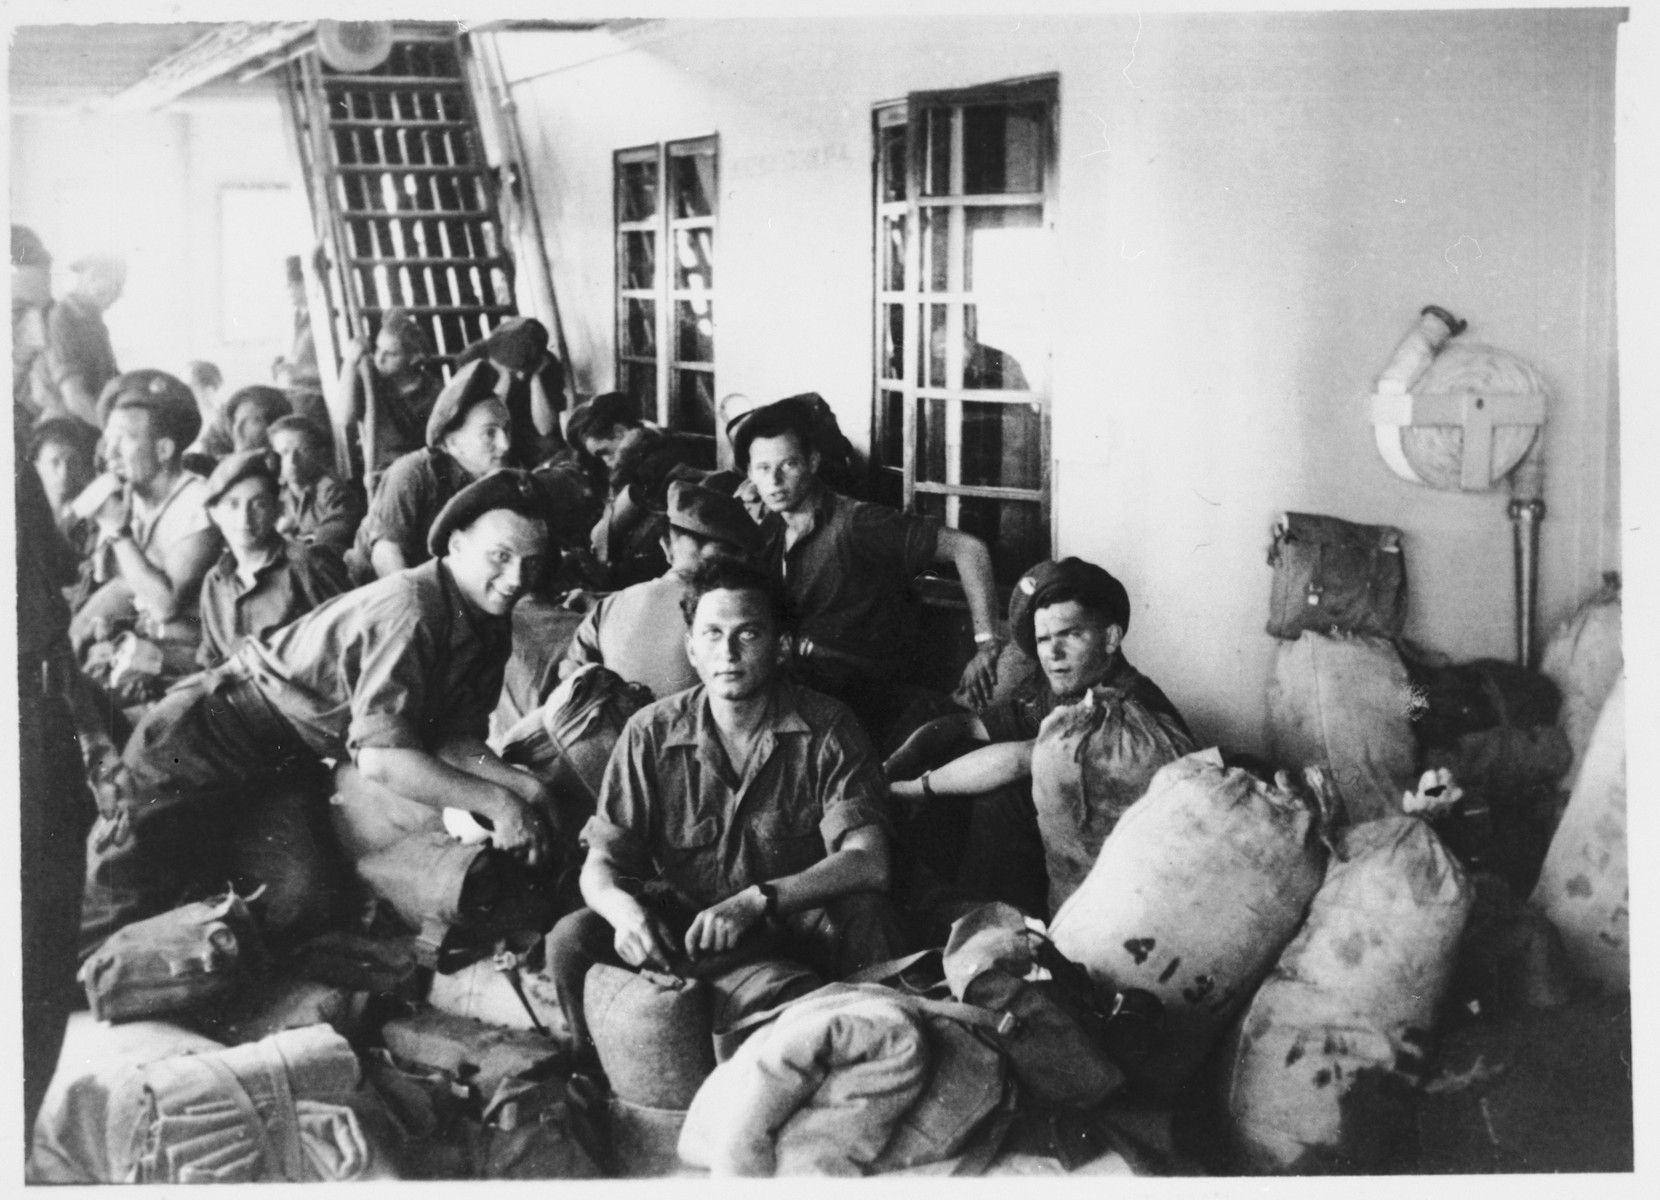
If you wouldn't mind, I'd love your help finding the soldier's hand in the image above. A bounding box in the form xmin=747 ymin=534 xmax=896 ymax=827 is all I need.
xmin=957 ymin=644 xmax=1000 ymax=712
xmin=685 ymin=887 xmax=766 ymax=960
xmin=487 ymin=794 xmax=551 ymax=868
xmin=613 ymin=908 xmax=676 ymax=973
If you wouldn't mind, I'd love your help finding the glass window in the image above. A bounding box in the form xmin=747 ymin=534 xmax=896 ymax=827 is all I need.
xmin=614 ymin=136 xmax=717 ymax=454
xmin=871 ymin=80 xmax=1055 ymax=582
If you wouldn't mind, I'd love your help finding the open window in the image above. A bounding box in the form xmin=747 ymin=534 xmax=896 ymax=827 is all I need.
xmin=615 ymin=135 xmax=718 ymax=464
xmin=873 ymin=78 xmax=1055 ymax=582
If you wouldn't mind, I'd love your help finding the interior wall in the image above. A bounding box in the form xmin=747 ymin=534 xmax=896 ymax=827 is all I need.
xmin=8 ymin=92 xmax=311 ymax=393
xmin=492 ymin=9 xmax=1622 ymax=756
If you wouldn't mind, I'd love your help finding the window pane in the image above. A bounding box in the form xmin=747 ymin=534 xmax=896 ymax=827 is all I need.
xmin=881 ymin=214 xmax=906 ymax=292
xmin=963 ymin=304 xmax=1032 ymax=391
xmin=965 ymin=206 xmax=1042 ymax=291
xmin=673 ymin=369 xmax=716 ymax=436
xmin=670 ymin=148 xmax=715 ymax=218
xmin=622 ymin=231 xmax=656 ymax=290
xmin=881 ymin=304 xmax=904 ymax=381
xmin=921 ymin=208 xmax=949 ymax=293
xmin=876 ymin=388 xmax=905 ymax=469
xmin=879 ymin=123 xmax=908 ymax=204
xmin=622 ymin=298 xmax=656 ymax=357
xmin=620 ymin=360 xmax=656 ymax=408
xmin=674 ymin=227 xmax=713 ymax=290
xmin=675 ymin=299 xmax=714 ymax=363
xmin=915 ymin=398 xmax=1043 ymax=489
xmin=923 ymin=107 xmax=952 ymax=197
xmin=964 ymin=101 xmax=1044 ymax=194
xmin=618 ymin=158 xmax=657 ymax=221
xmin=926 ymin=304 xmax=948 ymax=388
xmin=957 ymin=496 xmax=1048 ymax=579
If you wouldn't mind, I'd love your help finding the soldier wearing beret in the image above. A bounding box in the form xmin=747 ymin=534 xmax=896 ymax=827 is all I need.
xmin=222 ymin=383 xmax=294 ymax=454
xmin=559 ymin=475 xmax=762 ymax=699
xmin=81 ymin=469 xmax=561 ymax=961
xmin=454 ymin=315 xmax=567 ymax=468
xmin=345 ymin=357 xmax=515 ymax=584
xmin=70 ymin=370 xmax=222 ymax=678
xmin=884 ymin=557 xmax=1190 ymax=914
xmin=195 ymin=449 xmax=349 ymax=670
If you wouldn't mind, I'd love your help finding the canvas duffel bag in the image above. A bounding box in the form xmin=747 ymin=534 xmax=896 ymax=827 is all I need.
xmin=1266 ymin=512 xmax=1406 ymax=641
xmin=79 ymin=891 xmax=264 ymax=1023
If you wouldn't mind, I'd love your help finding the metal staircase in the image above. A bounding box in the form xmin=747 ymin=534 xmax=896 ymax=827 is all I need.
xmin=280 ymin=28 xmax=519 ymax=479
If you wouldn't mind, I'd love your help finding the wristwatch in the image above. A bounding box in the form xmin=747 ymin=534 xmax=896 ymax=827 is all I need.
xmin=755 ymin=882 xmax=780 ymax=922
xmin=973 ymin=630 xmax=1004 ymax=653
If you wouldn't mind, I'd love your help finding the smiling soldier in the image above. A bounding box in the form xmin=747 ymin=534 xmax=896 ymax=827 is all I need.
xmin=81 ymin=469 xmax=561 ymax=963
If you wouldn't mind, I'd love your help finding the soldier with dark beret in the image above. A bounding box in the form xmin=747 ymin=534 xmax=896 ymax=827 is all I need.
xmin=559 ymin=475 xmax=763 ymax=700
xmin=195 ymin=449 xmax=349 ymax=670
xmin=883 ymin=557 xmax=1190 ymax=914
xmin=345 ymin=357 xmax=515 ymax=583
xmin=454 ymin=315 xmax=567 ymax=467
xmin=81 ymin=468 xmax=560 ymax=961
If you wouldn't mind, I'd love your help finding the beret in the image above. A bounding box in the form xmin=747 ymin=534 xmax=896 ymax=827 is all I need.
xmin=477 ymin=316 xmax=551 ymax=373
xmin=665 ymin=479 xmax=763 ymax=554
xmin=1008 ymin=557 xmax=1131 ymax=657
xmin=727 ymin=394 xmax=820 ymax=470
xmin=426 ymin=359 xmax=507 ymax=450
xmin=203 ymin=448 xmax=279 ymax=508
xmin=223 ymin=385 xmax=293 ymax=427
xmin=427 ymin=467 xmax=559 ymax=567
xmin=96 ymin=369 xmax=202 ymax=447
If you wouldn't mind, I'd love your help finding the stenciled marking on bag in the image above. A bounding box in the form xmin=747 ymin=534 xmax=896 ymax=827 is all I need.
xmin=1157 ymin=956 xmax=1181 ymax=984
xmin=1180 ymin=974 xmax=1215 ymax=1005
xmin=1123 ymin=937 xmax=1155 ymax=965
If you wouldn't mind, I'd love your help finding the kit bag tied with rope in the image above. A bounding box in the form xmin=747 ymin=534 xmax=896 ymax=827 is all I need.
xmin=1267 ymin=512 xmax=1406 ymax=641
xmin=1268 ymin=630 xmax=1419 ymax=825
xmin=1050 ymin=750 xmax=1330 ymax=1097
xmin=1219 ymin=816 xmax=1472 ymax=1174
xmin=1031 ymin=684 xmax=1195 ymax=915
xmin=1531 ymin=676 xmax=1628 ymax=991
xmin=490 ymin=664 xmax=655 ymax=851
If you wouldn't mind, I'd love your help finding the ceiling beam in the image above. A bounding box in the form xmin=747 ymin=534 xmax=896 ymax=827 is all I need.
xmin=108 ymin=21 xmax=316 ymax=111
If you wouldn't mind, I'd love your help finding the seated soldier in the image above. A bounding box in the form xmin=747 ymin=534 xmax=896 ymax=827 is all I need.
xmin=454 ymin=315 xmax=566 ymax=468
xmin=345 ymin=358 xmax=513 ymax=583
xmin=543 ymin=559 xmax=903 ymax=1068
xmin=566 ymin=391 xmax=702 ymax=591
xmin=885 ymin=558 xmax=1192 ymax=913
xmin=28 ymin=416 xmax=99 ymax=560
xmin=81 ymin=470 xmax=559 ymax=961
xmin=223 ymin=384 xmax=293 ymax=453
xmin=334 ymin=307 xmax=444 ymax=475
xmin=268 ymin=414 xmax=365 ymax=555
xmin=195 ymin=449 xmax=349 ymax=670
xmin=558 ymin=477 xmax=761 ymax=700
xmin=72 ymin=370 xmax=221 ymax=692
xmin=733 ymin=396 xmax=1002 ymax=743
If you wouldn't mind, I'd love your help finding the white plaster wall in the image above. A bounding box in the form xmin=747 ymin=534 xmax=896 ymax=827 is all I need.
xmin=9 ymin=92 xmax=311 ymax=392
xmin=491 ymin=9 xmax=1621 ymax=755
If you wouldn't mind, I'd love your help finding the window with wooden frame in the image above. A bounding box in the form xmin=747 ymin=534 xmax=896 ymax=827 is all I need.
xmin=873 ymin=78 xmax=1055 ymax=583
xmin=615 ymin=135 xmax=718 ymax=463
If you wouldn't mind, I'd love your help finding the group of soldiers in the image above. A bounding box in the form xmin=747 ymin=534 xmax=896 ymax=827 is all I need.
xmin=12 ymin=223 xmax=1187 ymax=1126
